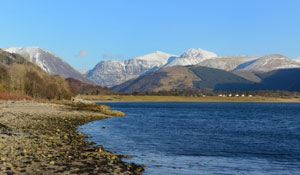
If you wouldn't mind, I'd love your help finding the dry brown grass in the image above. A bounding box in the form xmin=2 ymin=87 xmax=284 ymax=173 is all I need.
xmin=67 ymin=102 xmax=126 ymax=116
xmin=0 ymin=91 xmax=32 ymax=100
xmin=156 ymin=66 xmax=200 ymax=91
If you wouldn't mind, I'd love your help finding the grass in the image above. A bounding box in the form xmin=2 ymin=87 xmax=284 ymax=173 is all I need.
xmin=0 ymin=91 xmax=32 ymax=100
xmin=59 ymin=101 xmax=126 ymax=116
xmin=81 ymin=95 xmax=300 ymax=103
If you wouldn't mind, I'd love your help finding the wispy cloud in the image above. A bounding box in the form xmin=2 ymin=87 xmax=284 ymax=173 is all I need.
xmin=76 ymin=50 xmax=87 ymax=58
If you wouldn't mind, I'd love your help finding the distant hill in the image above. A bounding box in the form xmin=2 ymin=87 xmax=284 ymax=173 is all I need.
xmin=216 ymin=68 xmax=300 ymax=91
xmin=112 ymin=66 xmax=255 ymax=93
xmin=66 ymin=78 xmax=118 ymax=95
xmin=257 ymin=68 xmax=300 ymax=91
xmin=112 ymin=64 xmax=300 ymax=93
xmin=189 ymin=66 xmax=254 ymax=91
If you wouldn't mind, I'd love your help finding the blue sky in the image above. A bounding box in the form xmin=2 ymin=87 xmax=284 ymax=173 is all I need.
xmin=1 ymin=0 xmax=300 ymax=70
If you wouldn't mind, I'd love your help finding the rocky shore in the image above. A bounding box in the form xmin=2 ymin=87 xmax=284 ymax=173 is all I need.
xmin=0 ymin=101 xmax=143 ymax=174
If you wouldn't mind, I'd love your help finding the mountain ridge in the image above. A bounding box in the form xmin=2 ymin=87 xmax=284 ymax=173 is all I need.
xmin=3 ymin=46 xmax=94 ymax=84
xmin=4 ymin=46 xmax=300 ymax=89
xmin=87 ymin=48 xmax=300 ymax=87
xmin=86 ymin=51 xmax=176 ymax=87
xmin=112 ymin=66 xmax=255 ymax=93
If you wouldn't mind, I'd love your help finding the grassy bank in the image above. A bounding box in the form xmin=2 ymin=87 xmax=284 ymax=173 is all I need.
xmin=0 ymin=101 xmax=143 ymax=174
xmin=82 ymin=95 xmax=300 ymax=103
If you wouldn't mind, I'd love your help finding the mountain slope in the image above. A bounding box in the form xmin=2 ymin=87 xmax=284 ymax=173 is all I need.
xmin=86 ymin=51 xmax=176 ymax=87
xmin=164 ymin=48 xmax=217 ymax=67
xmin=198 ymin=55 xmax=259 ymax=71
xmin=3 ymin=47 xmax=93 ymax=84
xmin=87 ymin=48 xmax=300 ymax=88
xmin=112 ymin=66 xmax=201 ymax=92
xmin=66 ymin=78 xmax=118 ymax=95
xmin=112 ymin=66 xmax=254 ymax=92
xmin=255 ymin=68 xmax=300 ymax=90
xmin=0 ymin=49 xmax=72 ymax=99
xmin=189 ymin=66 xmax=254 ymax=90
xmin=235 ymin=54 xmax=300 ymax=72
xmin=232 ymin=70 xmax=262 ymax=83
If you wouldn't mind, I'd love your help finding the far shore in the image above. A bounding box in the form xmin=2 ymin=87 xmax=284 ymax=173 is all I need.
xmin=82 ymin=95 xmax=300 ymax=103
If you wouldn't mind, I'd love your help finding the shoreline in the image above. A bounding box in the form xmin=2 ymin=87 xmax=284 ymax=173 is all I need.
xmin=0 ymin=101 xmax=143 ymax=174
xmin=82 ymin=95 xmax=300 ymax=103
xmin=92 ymin=100 xmax=300 ymax=103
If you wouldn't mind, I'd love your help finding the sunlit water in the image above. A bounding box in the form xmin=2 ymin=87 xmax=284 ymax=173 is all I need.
xmin=78 ymin=102 xmax=300 ymax=175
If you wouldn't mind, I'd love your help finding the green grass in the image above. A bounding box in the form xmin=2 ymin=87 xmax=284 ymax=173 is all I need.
xmin=81 ymin=95 xmax=300 ymax=103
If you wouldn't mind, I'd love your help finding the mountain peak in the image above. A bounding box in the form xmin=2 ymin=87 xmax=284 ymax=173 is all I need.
xmin=163 ymin=48 xmax=218 ymax=67
xmin=181 ymin=48 xmax=217 ymax=58
xmin=260 ymin=54 xmax=287 ymax=59
xmin=4 ymin=46 xmax=57 ymax=58
xmin=3 ymin=46 xmax=93 ymax=84
xmin=153 ymin=50 xmax=170 ymax=55
xmin=87 ymin=51 xmax=177 ymax=87
xmin=131 ymin=51 xmax=176 ymax=64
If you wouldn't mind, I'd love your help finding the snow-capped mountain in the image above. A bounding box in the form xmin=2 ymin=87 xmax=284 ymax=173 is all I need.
xmin=196 ymin=54 xmax=300 ymax=72
xmin=3 ymin=47 xmax=93 ymax=84
xmin=86 ymin=51 xmax=176 ymax=87
xmin=164 ymin=48 xmax=218 ymax=67
xmin=198 ymin=55 xmax=260 ymax=71
xmin=235 ymin=54 xmax=300 ymax=72
xmin=78 ymin=69 xmax=88 ymax=75
xmin=6 ymin=46 xmax=300 ymax=88
xmin=87 ymin=48 xmax=300 ymax=87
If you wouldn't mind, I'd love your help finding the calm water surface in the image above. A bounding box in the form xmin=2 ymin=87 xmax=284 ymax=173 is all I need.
xmin=78 ymin=102 xmax=300 ymax=175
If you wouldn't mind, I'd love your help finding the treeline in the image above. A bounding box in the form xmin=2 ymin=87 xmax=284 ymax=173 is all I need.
xmin=129 ymin=89 xmax=211 ymax=96
xmin=0 ymin=49 xmax=120 ymax=100
xmin=128 ymin=89 xmax=300 ymax=98
xmin=215 ymin=90 xmax=300 ymax=98
xmin=66 ymin=78 xmax=119 ymax=96
xmin=0 ymin=64 xmax=72 ymax=100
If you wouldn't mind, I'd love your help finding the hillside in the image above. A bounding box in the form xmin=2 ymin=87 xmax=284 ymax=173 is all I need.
xmin=112 ymin=66 xmax=255 ymax=92
xmin=0 ymin=49 xmax=73 ymax=99
xmin=189 ymin=66 xmax=254 ymax=91
xmin=112 ymin=63 xmax=300 ymax=93
xmin=0 ymin=49 xmax=119 ymax=100
xmin=257 ymin=68 xmax=300 ymax=91
xmin=66 ymin=78 xmax=118 ymax=95
xmin=3 ymin=47 xmax=94 ymax=84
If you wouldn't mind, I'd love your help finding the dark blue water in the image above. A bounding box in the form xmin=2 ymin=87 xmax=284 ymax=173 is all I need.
xmin=78 ymin=102 xmax=300 ymax=175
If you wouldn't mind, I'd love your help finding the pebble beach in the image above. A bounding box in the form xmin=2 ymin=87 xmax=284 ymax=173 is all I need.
xmin=0 ymin=101 xmax=143 ymax=175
